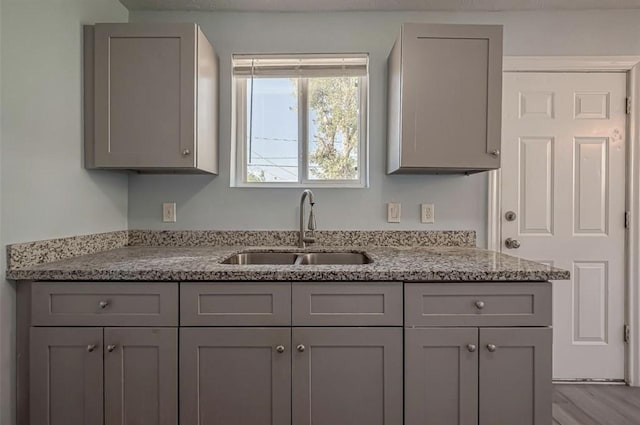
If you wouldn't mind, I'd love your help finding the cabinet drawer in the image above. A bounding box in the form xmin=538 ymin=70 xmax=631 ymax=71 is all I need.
xmin=292 ymin=282 xmax=402 ymax=326
xmin=180 ymin=282 xmax=291 ymax=326
xmin=405 ymin=282 xmax=551 ymax=327
xmin=31 ymin=282 xmax=178 ymax=326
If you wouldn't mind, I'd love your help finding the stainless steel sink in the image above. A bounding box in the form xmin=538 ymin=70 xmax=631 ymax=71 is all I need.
xmin=221 ymin=251 xmax=372 ymax=265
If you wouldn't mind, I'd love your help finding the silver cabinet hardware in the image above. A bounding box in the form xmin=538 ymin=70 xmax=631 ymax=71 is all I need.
xmin=504 ymin=238 xmax=521 ymax=249
xmin=107 ymin=344 xmax=117 ymax=352
xmin=490 ymin=149 xmax=500 ymax=157
xmin=466 ymin=344 xmax=477 ymax=352
xmin=487 ymin=344 xmax=497 ymax=352
xmin=296 ymin=344 xmax=306 ymax=352
xmin=87 ymin=344 xmax=97 ymax=352
xmin=276 ymin=345 xmax=285 ymax=353
xmin=474 ymin=300 xmax=485 ymax=310
xmin=98 ymin=300 xmax=109 ymax=309
xmin=182 ymin=149 xmax=191 ymax=156
xmin=505 ymin=211 xmax=516 ymax=221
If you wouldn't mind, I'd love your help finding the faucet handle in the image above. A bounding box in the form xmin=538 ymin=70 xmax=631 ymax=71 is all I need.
xmin=308 ymin=205 xmax=317 ymax=231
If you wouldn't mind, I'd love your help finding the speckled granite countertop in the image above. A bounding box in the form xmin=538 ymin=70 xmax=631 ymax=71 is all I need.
xmin=6 ymin=245 xmax=570 ymax=282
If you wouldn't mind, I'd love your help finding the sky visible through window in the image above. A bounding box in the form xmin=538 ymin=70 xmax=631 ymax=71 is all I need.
xmin=246 ymin=77 xmax=359 ymax=183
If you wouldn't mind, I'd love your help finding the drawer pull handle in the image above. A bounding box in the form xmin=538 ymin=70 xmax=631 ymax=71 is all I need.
xmin=87 ymin=344 xmax=97 ymax=352
xmin=487 ymin=344 xmax=497 ymax=352
xmin=276 ymin=345 xmax=285 ymax=353
xmin=296 ymin=344 xmax=306 ymax=352
xmin=99 ymin=300 xmax=109 ymax=309
xmin=474 ymin=300 xmax=485 ymax=310
xmin=466 ymin=344 xmax=477 ymax=352
xmin=107 ymin=344 xmax=117 ymax=352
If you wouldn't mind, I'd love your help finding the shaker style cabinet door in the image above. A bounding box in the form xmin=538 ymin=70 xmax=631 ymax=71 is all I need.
xmin=104 ymin=328 xmax=178 ymax=425
xmin=30 ymin=327 xmax=104 ymax=425
xmin=93 ymin=23 xmax=197 ymax=169
xmin=180 ymin=328 xmax=291 ymax=425
xmin=292 ymin=327 xmax=403 ymax=425
xmin=388 ymin=23 xmax=502 ymax=173
xmin=404 ymin=328 xmax=479 ymax=425
xmin=479 ymin=327 xmax=552 ymax=425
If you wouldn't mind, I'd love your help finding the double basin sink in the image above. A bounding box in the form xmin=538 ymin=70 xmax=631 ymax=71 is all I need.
xmin=222 ymin=251 xmax=372 ymax=265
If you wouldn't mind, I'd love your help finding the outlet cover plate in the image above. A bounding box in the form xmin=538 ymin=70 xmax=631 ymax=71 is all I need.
xmin=421 ymin=203 xmax=435 ymax=224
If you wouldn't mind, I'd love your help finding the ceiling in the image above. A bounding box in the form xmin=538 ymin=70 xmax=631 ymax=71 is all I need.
xmin=119 ymin=0 xmax=640 ymax=12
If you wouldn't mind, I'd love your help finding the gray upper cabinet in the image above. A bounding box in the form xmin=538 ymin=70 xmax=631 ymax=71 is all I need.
xmin=387 ymin=23 xmax=503 ymax=174
xmin=84 ymin=23 xmax=218 ymax=173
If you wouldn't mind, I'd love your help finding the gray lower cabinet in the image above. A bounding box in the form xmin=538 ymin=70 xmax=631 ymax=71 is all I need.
xmin=30 ymin=328 xmax=104 ymax=425
xmin=180 ymin=327 xmax=292 ymax=425
xmin=292 ymin=327 xmax=403 ymax=425
xmin=404 ymin=327 xmax=552 ymax=425
xmin=30 ymin=327 xmax=177 ymax=425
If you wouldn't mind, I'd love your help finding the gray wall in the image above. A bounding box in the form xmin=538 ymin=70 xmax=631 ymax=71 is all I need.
xmin=128 ymin=9 xmax=640 ymax=245
xmin=0 ymin=1 xmax=129 ymax=423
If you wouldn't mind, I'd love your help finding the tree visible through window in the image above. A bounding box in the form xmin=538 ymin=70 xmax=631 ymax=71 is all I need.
xmin=233 ymin=55 xmax=368 ymax=187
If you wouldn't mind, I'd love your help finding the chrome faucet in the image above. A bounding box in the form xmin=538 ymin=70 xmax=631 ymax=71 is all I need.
xmin=299 ymin=189 xmax=317 ymax=248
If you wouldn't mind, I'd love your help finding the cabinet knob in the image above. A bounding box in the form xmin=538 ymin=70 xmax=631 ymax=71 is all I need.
xmin=276 ymin=345 xmax=285 ymax=353
xmin=474 ymin=300 xmax=485 ymax=310
xmin=466 ymin=344 xmax=477 ymax=352
xmin=505 ymin=238 xmax=521 ymax=249
xmin=487 ymin=344 xmax=497 ymax=352
xmin=296 ymin=344 xmax=306 ymax=352
xmin=98 ymin=300 xmax=109 ymax=309
xmin=490 ymin=149 xmax=500 ymax=157
xmin=182 ymin=149 xmax=191 ymax=156
xmin=87 ymin=344 xmax=97 ymax=352
xmin=107 ymin=344 xmax=117 ymax=352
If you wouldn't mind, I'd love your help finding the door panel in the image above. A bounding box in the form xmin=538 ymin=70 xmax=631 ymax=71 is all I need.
xmin=180 ymin=327 xmax=291 ymax=425
xmin=292 ymin=327 xmax=402 ymax=425
xmin=30 ymin=327 xmax=103 ymax=425
xmin=405 ymin=328 xmax=478 ymax=425
xmin=104 ymin=328 xmax=177 ymax=425
xmin=479 ymin=327 xmax=552 ymax=425
xmin=502 ymin=72 xmax=626 ymax=379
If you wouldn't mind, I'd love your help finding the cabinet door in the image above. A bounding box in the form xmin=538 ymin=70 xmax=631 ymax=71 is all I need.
xmin=180 ymin=328 xmax=291 ymax=425
xmin=292 ymin=327 xmax=402 ymax=425
xmin=94 ymin=23 xmax=196 ymax=169
xmin=104 ymin=328 xmax=177 ymax=425
xmin=400 ymin=23 xmax=502 ymax=171
xmin=30 ymin=327 xmax=103 ymax=425
xmin=405 ymin=328 xmax=478 ymax=425
xmin=479 ymin=328 xmax=552 ymax=425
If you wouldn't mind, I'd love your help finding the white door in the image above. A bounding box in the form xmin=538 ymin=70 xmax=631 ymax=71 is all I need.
xmin=501 ymin=72 xmax=627 ymax=380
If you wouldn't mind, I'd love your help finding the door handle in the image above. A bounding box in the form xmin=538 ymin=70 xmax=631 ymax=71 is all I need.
xmin=504 ymin=238 xmax=521 ymax=249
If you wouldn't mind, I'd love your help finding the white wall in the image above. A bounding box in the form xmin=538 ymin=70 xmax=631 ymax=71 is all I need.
xmin=127 ymin=9 xmax=640 ymax=245
xmin=0 ymin=1 xmax=129 ymax=423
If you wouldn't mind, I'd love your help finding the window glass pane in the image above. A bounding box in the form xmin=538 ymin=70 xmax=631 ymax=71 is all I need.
xmin=307 ymin=77 xmax=360 ymax=181
xmin=246 ymin=78 xmax=299 ymax=182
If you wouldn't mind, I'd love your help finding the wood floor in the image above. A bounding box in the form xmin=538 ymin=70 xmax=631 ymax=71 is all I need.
xmin=553 ymin=384 xmax=640 ymax=425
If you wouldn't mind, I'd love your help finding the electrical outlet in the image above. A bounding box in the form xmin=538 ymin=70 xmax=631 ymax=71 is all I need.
xmin=162 ymin=203 xmax=177 ymax=223
xmin=387 ymin=203 xmax=401 ymax=223
xmin=421 ymin=203 xmax=435 ymax=224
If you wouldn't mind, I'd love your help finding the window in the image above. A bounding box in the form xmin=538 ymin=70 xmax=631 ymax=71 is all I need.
xmin=231 ymin=54 xmax=368 ymax=187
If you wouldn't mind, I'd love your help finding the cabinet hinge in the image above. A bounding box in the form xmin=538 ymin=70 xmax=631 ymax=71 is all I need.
xmin=625 ymin=211 xmax=631 ymax=229
xmin=627 ymin=97 xmax=632 ymax=115
xmin=624 ymin=325 xmax=631 ymax=343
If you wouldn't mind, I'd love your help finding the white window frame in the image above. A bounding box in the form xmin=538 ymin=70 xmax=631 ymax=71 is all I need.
xmin=231 ymin=56 xmax=369 ymax=188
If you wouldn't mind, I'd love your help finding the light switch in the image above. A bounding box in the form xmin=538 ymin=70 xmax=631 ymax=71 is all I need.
xmin=387 ymin=203 xmax=401 ymax=223
xmin=163 ymin=203 xmax=177 ymax=223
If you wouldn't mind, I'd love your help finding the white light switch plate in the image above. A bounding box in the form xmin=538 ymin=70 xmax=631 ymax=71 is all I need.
xmin=162 ymin=203 xmax=177 ymax=223
xmin=421 ymin=203 xmax=435 ymax=224
xmin=387 ymin=203 xmax=401 ymax=223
